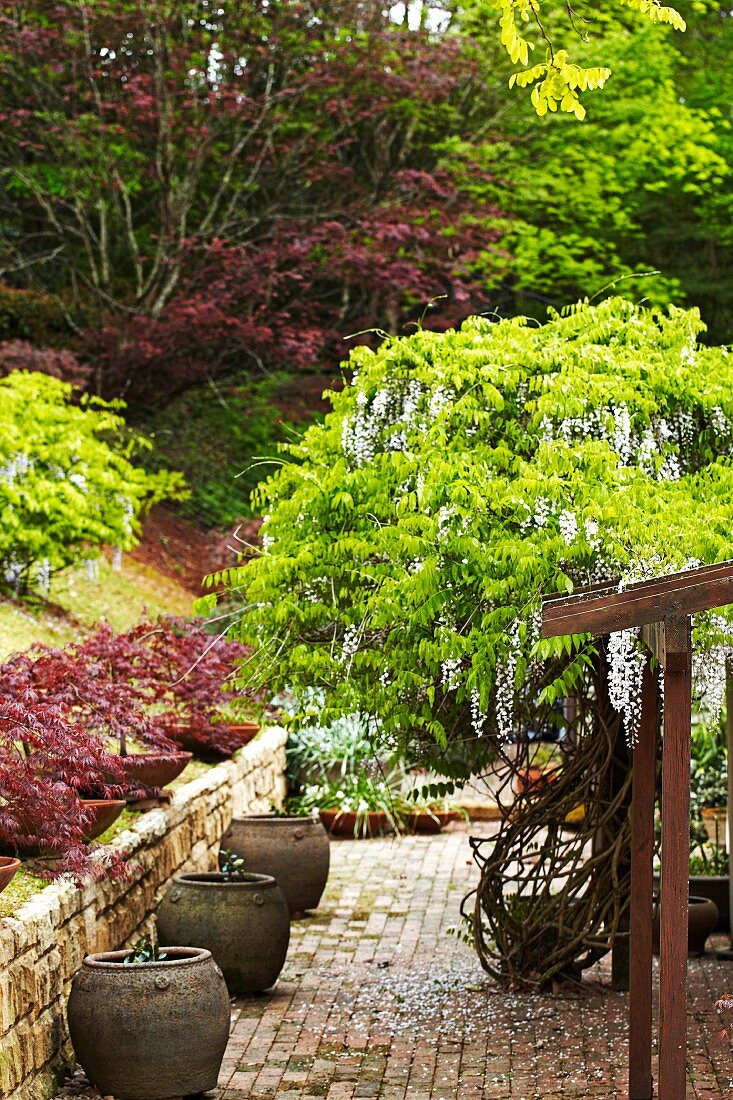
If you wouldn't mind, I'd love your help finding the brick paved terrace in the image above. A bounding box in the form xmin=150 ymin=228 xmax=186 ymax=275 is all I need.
xmin=57 ymin=827 xmax=733 ymax=1100
xmin=216 ymin=827 xmax=733 ymax=1100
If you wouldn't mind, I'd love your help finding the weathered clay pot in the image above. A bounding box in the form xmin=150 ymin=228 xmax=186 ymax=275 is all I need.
xmin=80 ymin=798 xmax=126 ymax=841
xmin=67 ymin=946 xmax=229 ymax=1100
xmin=652 ymin=894 xmax=719 ymax=957
xmin=320 ymin=809 xmax=392 ymax=838
xmin=0 ymin=856 xmax=20 ymax=894
xmin=222 ymin=815 xmax=330 ymax=914
xmin=157 ymin=872 xmax=290 ymax=993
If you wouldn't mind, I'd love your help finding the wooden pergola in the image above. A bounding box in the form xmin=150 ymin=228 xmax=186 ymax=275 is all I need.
xmin=542 ymin=559 xmax=733 ymax=1100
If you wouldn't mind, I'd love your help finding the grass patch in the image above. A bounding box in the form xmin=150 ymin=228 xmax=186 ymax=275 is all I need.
xmin=0 ymin=555 xmax=193 ymax=659
xmin=139 ymin=374 xmax=294 ymax=528
xmin=0 ymin=868 xmax=48 ymax=918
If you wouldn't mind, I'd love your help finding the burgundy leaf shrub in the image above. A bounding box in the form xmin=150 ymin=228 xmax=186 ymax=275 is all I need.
xmin=0 ymin=698 xmax=124 ymax=879
xmin=129 ymin=617 xmax=256 ymax=758
xmin=0 ymin=340 xmax=91 ymax=388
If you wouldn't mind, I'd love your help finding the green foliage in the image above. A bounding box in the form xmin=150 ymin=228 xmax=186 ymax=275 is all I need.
xmin=690 ymin=718 xmax=727 ymax=810
xmin=443 ymin=12 xmax=733 ymax=342
xmin=139 ymin=375 xmax=292 ymax=528
xmin=218 ymin=297 xmax=733 ymax=768
xmin=493 ymin=0 xmax=685 ymax=116
xmin=218 ymin=848 xmax=247 ymax=880
xmin=123 ymin=937 xmax=167 ymax=965
xmin=0 ymin=372 xmax=186 ymax=594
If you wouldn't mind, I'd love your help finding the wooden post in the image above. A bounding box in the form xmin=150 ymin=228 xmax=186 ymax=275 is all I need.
xmin=727 ymin=660 xmax=733 ymax=940
xmin=628 ymin=658 xmax=658 ymax=1100
xmin=658 ymin=616 xmax=692 ymax=1100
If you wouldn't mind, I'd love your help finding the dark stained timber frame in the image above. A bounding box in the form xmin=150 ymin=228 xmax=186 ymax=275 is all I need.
xmin=541 ymin=559 xmax=733 ymax=1100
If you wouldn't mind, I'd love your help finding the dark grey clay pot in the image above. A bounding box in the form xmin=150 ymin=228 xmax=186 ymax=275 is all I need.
xmin=652 ymin=894 xmax=719 ymax=957
xmin=67 ymin=947 xmax=229 ymax=1100
xmin=222 ymin=815 xmax=330 ymax=914
xmin=157 ymin=872 xmax=290 ymax=993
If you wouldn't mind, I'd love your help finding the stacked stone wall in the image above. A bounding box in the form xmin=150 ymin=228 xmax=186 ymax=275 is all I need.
xmin=0 ymin=728 xmax=287 ymax=1100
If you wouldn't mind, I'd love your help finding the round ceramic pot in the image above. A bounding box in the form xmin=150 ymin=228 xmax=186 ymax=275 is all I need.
xmin=157 ymin=872 xmax=290 ymax=994
xmin=222 ymin=815 xmax=330 ymax=914
xmin=652 ymin=894 xmax=719 ymax=957
xmin=165 ymin=723 xmax=259 ymax=762
xmin=0 ymin=856 xmax=20 ymax=894
xmin=80 ymin=799 xmax=126 ymax=841
xmin=319 ymin=809 xmax=392 ymax=838
xmin=67 ymin=946 xmax=229 ymax=1100
xmin=116 ymin=751 xmax=192 ymax=797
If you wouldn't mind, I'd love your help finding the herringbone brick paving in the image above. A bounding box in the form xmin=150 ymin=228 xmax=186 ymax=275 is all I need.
xmin=217 ymin=827 xmax=733 ymax=1099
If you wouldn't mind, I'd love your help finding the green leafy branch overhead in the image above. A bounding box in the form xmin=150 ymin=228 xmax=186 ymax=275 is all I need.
xmin=497 ymin=0 xmax=686 ymax=117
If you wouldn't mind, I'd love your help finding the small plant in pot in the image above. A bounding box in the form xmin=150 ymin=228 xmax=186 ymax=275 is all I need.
xmin=690 ymin=719 xmax=728 ymax=847
xmin=296 ymin=768 xmax=406 ymax=838
xmin=157 ymin=848 xmax=291 ymax=994
xmin=67 ymin=935 xmax=230 ymax=1100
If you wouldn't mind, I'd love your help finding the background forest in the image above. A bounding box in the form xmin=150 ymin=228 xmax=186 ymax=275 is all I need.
xmin=0 ymin=0 xmax=731 ymax=530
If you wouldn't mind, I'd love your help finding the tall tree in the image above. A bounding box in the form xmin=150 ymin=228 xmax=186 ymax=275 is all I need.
xmin=0 ymin=0 xmax=507 ymax=400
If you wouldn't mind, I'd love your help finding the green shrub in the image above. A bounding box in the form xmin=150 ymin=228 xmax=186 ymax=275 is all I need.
xmin=139 ymin=376 xmax=292 ymax=528
xmin=213 ymin=297 xmax=733 ymax=767
xmin=0 ymin=371 xmax=186 ymax=594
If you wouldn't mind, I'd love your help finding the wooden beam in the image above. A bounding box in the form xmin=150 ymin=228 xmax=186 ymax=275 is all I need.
xmin=628 ymin=659 xmax=658 ymax=1100
xmin=658 ymin=616 xmax=692 ymax=1100
xmin=542 ymin=559 xmax=733 ymax=639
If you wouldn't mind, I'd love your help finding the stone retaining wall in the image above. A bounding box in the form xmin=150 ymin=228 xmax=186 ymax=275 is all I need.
xmin=0 ymin=727 xmax=288 ymax=1100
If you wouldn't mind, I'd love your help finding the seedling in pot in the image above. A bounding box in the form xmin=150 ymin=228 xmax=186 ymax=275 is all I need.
xmin=218 ymin=847 xmax=247 ymax=880
xmin=123 ymin=936 xmax=167 ymax=964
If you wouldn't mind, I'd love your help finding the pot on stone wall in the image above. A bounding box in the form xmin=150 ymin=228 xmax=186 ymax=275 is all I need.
xmin=157 ymin=872 xmax=290 ymax=993
xmin=0 ymin=855 xmax=20 ymax=894
xmin=165 ymin=722 xmax=260 ymax=761
xmin=222 ymin=815 xmax=330 ymax=915
xmin=67 ymin=946 xmax=229 ymax=1100
xmin=654 ymin=872 xmax=730 ymax=933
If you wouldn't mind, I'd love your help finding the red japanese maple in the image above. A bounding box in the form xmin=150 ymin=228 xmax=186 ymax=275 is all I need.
xmin=0 ymin=697 xmax=124 ymax=879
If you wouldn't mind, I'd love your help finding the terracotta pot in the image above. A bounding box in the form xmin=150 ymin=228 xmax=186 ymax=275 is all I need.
xmin=515 ymin=766 xmax=559 ymax=797
xmin=116 ymin=751 xmax=192 ymax=796
xmin=701 ymin=806 xmax=728 ymax=847
xmin=67 ymin=946 xmax=230 ymax=1100
xmin=157 ymin=872 xmax=290 ymax=994
xmin=406 ymin=810 xmax=460 ymax=834
xmin=652 ymin=894 xmax=719 ymax=957
xmin=165 ymin=722 xmax=259 ymax=762
xmin=0 ymin=856 xmax=20 ymax=894
xmin=222 ymin=815 xmax=330 ymax=914
xmin=79 ymin=799 xmax=126 ymax=841
xmin=319 ymin=809 xmax=392 ymax=838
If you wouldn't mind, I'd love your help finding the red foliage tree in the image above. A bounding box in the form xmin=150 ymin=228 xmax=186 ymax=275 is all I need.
xmin=0 ymin=0 xmax=507 ymax=402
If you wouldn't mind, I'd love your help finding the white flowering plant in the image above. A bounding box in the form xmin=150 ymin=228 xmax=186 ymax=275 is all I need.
xmin=210 ymin=297 xmax=733 ymax=772
xmin=0 ymin=371 xmax=186 ymax=594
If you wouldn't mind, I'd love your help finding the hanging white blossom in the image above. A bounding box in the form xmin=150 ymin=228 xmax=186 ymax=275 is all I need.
xmin=607 ymin=628 xmax=646 ymax=746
